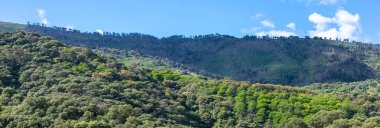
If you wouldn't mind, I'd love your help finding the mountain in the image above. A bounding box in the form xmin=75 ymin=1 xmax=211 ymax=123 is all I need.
xmin=0 ymin=21 xmax=25 ymax=32
xmin=1 ymin=22 xmax=380 ymax=86
xmin=1 ymin=31 xmax=380 ymax=127
xmin=95 ymin=47 xmax=205 ymax=77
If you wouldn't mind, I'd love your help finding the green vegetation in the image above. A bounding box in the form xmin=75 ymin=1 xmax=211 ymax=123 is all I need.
xmin=305 ymin=79 xmax=380 ymax=95
xmin=22 ymin=24 xmax=380 ymax=86
xmin=0 ymin=21 xmax=25 ymax=32
xmin=2 ymin=22 xmax=380 ymax=85
xmin=96 ymin=48 xmax=202 ymax=78
xmin=0 ymin=31 xmax=380 ymax=127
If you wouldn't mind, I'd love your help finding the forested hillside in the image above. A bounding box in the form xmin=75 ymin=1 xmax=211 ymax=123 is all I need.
xmin=0 ymin=21 xmax=25 ymax=32
xmin=20 ymin=23 xmax=380 ymax=86
xmin=1 ymin=22 xmax=380 ymax=85
xmin=95 ymin=47 xmax=204 ymax=77
xmin=1 ymin=31 xmax=380 ymax=127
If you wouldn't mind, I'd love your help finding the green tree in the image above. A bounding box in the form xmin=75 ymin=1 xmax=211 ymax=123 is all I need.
xmin=308 ymin=110 xmax=347 ymax=128
xmin=285 ymin=118 xmax=309 ymax=128
xmin=107 ymin=104 xmax=141 ymax=124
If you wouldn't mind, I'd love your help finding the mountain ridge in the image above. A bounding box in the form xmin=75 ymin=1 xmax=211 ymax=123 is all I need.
xmin=1 ymin=21 xmax=380 ymax=86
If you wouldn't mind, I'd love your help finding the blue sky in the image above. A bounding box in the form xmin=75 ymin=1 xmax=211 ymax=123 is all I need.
xmin=0 ymin=0 xmax=379 ymax=43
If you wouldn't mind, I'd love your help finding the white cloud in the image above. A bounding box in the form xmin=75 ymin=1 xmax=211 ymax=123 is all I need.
xmin=251 ymin=13 xmax=264 ymax=19
xmin=242 ymin=19 xmax=295 ymax=37
xmin=255 ymin=30 xmax=296 ymax=37
xmin=295 ymin=0 xmax=344 ymax=5
xmin=319 ymin=0 xmax=342 ymax=5
xmin=308 ymin=9 xmax=360 ymax=40
xmin=241 ymin=27 xmax=259 ymax=34
xmin=309 ymin=13 xmax=334 ymax=30
xmin=65 ymin=24 xmax=75 ymax=31
xmin=286 ymin=23 xmax=296 ymax=30
xmin=37 ymin=8 xmax=48 ymax=25
xmin=95 ymin=29 xmax=104 ymax=35
xmin=241 ymin=27 xmax=295 ymax=37
xmin=261 ymin=20 xmax=275 ymax=28
xmin=309 ymin=28 xmax=339 ymax=39
xmin=37 ymin=9 xmax=45 ymax=18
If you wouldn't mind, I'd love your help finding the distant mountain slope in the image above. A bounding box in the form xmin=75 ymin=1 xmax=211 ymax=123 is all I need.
xmin=305 ymin=79 xmax=380 ymax=95
xmin=1 ymin=22 xmax=379 ymax=85
xmin=94 ymin=47 xmax=205 ymax=77
xmin=0 ymin=21 xmax=25 ymax=32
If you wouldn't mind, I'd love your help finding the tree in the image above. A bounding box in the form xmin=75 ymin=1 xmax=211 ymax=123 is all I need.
xmin=308 ymin=110 xmax=347 ymax=128
xmin=72 ymin=62 xmax=90 ymax=73
xmin=234 ymin=88 xmax=247 ymax=116
xmin=285 ymin=118 xmax=309 ymax=128
xmin=107 ymin=104 xmax=141 ymax=124
xmin=254 ymin=108 xmax=267 ymax=126
xmin=326 ymin=119 xmax=353 ymax=128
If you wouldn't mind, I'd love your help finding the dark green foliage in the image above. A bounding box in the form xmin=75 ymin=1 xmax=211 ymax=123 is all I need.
xmin=0 ymin=32 xmax=194 ymax=127
xmin=308 ymin=110 xmax=347 ymax=128
xmin=285 ymin=118 xmax=309 ymax=128
xmin=107 ymin=104 xmax=141 ymax=124
xmin=326 ymin=119 xmax=353 ymax=128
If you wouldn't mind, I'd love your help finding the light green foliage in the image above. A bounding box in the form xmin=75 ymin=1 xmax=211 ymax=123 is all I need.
xmin=72 ymin=62 xmax=91 ymax=73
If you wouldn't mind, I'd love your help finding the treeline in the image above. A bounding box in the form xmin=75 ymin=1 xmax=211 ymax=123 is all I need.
xmin=0 ymin=32 xmax=380 ymax=127
xmin=24 ymin=24 xmax=380 ymax=86
xmin=306 ymin=79 xmax=380 ymax=95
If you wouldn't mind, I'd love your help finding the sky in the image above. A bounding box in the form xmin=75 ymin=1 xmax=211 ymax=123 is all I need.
xmin=0 ymin=0 xmax=380 ymax=43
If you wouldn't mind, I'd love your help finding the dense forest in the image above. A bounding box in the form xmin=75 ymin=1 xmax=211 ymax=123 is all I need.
xmin=1 ymin=31 xmax=380 ymax=127
xmin=16 ymin=23 xmax=380 ymax=86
